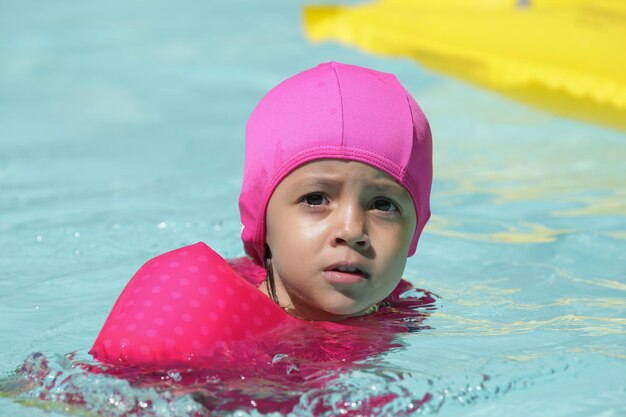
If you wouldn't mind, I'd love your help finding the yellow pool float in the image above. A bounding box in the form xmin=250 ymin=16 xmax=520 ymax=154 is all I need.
xmin=304 ymin=0 xmax=626 ymax=131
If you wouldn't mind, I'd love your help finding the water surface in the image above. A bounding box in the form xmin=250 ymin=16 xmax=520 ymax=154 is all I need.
xmin=1 ymin=1 xmax=625 ymax=416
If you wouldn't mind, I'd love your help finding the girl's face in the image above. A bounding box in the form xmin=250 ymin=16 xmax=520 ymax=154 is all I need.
xmin=263 ymin=159 xmax=417 ymax=321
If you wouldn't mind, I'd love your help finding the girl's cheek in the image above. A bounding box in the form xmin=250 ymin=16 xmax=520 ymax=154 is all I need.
xmin=294 ymin=209 xmax=328 ymax=231
xmin=299 ymin=219 xmax=329 ymax=240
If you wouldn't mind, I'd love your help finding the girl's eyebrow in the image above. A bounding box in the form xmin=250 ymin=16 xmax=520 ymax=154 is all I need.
xmin=286 ymin=178 xmax=339 ymax=192
xmin=367 ymin=182 xmax=411 ymax=200
xmin=288 ymin=175 xmax=410 ymax=200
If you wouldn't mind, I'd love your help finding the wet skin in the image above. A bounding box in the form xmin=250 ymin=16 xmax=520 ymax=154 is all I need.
xmin=260 ymin=159 xmax=417 ymax=321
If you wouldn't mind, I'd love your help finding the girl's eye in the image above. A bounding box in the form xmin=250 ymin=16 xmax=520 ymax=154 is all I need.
xmin=302 ymin=193 xmax=328 ymax=206
xmin=371 ymin=198 xmax=399 ymax=212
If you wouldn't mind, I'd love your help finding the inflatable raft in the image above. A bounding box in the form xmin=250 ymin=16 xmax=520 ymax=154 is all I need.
xmin=304 ymin=0 xmax=626 ymax=131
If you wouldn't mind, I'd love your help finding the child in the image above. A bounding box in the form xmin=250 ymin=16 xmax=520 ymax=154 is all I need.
xmin=90 ymin=61 xmax=432 ymax=366
xmin=239 ymin=61 xmax=432 ymax=321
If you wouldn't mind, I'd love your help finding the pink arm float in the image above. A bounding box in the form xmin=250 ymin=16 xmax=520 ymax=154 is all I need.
xmin=90 ymin=242 xmax=299 ymax=366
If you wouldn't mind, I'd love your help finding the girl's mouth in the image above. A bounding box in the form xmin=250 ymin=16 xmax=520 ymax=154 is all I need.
xmin=324 ymin=264 xmax=370 ymax=284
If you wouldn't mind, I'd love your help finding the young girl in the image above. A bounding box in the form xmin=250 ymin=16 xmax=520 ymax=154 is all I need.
xmin=90 ymin=61 xmax=432 ymax=366
xmin=240 ymin=61 xmax=432 ymax=321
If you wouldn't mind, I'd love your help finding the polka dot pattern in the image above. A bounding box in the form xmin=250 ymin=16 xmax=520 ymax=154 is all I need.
xmin=90 ymin=242 xmax=298 ymax=366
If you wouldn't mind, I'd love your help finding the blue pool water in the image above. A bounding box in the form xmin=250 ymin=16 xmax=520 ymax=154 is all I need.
xmin=1 ymin=1 xmax=625 ymax=416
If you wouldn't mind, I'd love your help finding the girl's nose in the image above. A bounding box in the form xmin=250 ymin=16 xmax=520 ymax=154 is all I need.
xmin=332 ymin=205 xmax=370 ymax=250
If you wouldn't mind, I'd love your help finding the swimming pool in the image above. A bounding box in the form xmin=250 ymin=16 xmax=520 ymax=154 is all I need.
xmin=1 ymin=0 xmax=625 ymax=416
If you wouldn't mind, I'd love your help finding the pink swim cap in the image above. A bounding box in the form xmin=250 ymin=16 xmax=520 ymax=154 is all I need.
xmin=239 ymin=62 xmax=432 ymax=264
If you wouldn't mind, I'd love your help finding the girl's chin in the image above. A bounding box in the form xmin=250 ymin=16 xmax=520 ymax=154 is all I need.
xmin=290 ymin=293 xmax=370 ymax=321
